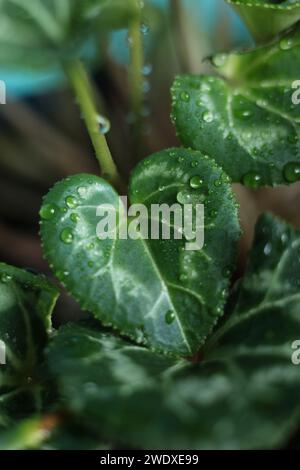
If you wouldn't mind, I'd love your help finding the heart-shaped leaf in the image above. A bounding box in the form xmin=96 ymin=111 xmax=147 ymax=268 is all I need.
xmin=227 ymin=0 xmax=300 ymax=42
xmin=40 ymin=148 xmax=240 ymax=356
xmin=172 ymin=25 xmax=300 ymax=187
xmin=46 ymin=213 xmax=300 ymax=449
xmin=0 ymin=0 xmax=138 ymax=69
xmin=0 ymin=263 xmax=59 ymax=425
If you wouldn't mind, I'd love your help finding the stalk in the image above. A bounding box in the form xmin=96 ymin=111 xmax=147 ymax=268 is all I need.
xmin=64 ymin=60 xmax=123 ymax=190
xmin=128 ymin=0 xmax=144 ymax=160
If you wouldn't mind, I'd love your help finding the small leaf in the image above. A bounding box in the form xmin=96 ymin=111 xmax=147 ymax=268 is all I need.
xmin=40 ymin=149 xmax=240 ymax=356
xmin=172 ymin=25 xmax=300 ymax=187
xmin=0 ymin=263 xmax=59 ymax=422
xmin=227 ymin=0 xmax=300 ymax=42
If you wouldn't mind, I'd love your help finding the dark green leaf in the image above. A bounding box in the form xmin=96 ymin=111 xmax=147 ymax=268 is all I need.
xmin=227 ymin=0 xmax=300 ymax=42
xmin=40 ymin=149 xmax=240 ymax=356
xmin=47 ymin=236 xmax=300 ymax=453
xmin=172 ymin=25 xmax=300 ymax=187
xmin=46 ymin=213 xmax=300 ymax=449
xmin=0 ymin=263 xmax=59 ymax=423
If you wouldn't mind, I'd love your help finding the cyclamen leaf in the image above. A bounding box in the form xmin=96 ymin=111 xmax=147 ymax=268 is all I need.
xmin=0 ymin=0 xmax=138 ymax=69
xmin=227 ymin=0 xmax=300 ymax=42
xmin=0 ymin=263 xmax=59 ymax=423
xmin=47 ymin=248 xmax=300 ymax=454
xmin=40 ymin=148 xmax=240 ymax=356
xmin=46 ymin=214 xmax=300 ymax=449
xmin=172 ymin=25 xmax=300 ymax=187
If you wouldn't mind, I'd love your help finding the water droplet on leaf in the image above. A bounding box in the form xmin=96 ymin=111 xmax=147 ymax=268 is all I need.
xmin=203 ymin=111 xmax=214 ymax=123
xmin=1 ymin=273 xmax=12 ymax=283
xmin=165 ymin=310 xmax=175 ymax=325
xmin=40 ymin=203 xmax=57 ymax=220
xmin=242 ymin=172 xmax=263 ymax=188
xmin=283 ymin=162 xmax=300 ymax=182
xmin=189 ymin=176 xmax=203 ymax=189
xmin=60 ymin=228 xmax=74 ymax=244
xmin=65 ymin=196 xmax=78 ymax=209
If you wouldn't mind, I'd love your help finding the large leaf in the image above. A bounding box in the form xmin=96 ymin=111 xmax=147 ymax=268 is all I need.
xmin=40 ymin=148 xmax=240 ymax=356
xmin=0 ymin=263 xmax=59 ymax=425
xmin=0 ymin=0 xmax=138 ymax=69
xmin=227 ymin=0 xmax=300 ymax=42
xmin=46 ymin=213 xmax=300 ymax=449
xmin=46 ymin=221 xmax=300 ymax=453
xmin=172 ymin=25 xmax=300 ymax=187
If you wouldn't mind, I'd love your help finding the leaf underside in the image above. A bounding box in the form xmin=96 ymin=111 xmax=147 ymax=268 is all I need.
xmin=172 ymin=25 xmax=300 ymax=187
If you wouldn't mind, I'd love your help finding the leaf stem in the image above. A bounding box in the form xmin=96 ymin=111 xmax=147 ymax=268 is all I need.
xmin=64 ymin=60 xmax=123 ymax=190
xmin=128 ymin=1 xmax=144 ymax=160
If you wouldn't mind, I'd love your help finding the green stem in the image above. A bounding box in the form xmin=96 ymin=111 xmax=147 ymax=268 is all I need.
xmin=64 ymin=60 xmax=123 ymax=190
xmin=128 ymin=1 xmax=144 ymax=160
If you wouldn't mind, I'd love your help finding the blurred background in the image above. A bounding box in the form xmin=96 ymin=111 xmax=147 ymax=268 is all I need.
xmin=1 ymin=0 xmax=299 ymax=324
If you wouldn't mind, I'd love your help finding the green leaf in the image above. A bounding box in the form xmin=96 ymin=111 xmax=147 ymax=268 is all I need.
xmin=227 ymin=0 xmax=300 ymax=42
xmin=0 ymin=413 xmax=107 ymax=450
xmin=40 ymin=148 xmax=240 ymax=356
xmin=0 ymin=0 xmax=138 ymax=69
xmin=0 ymin=416 xmax=51 ymax=450
xmin=46 ymin=213 xmax=300 ymax=449
xmin=0 ymin=263 xmax=59 ymax=423
xmin=172 ymin=25 xmax=300 ymax=187
xmin=47 ymin=240 xmax=300 ymax=453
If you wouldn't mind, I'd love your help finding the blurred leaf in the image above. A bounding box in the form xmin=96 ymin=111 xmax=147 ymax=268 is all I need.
xmin=172 ymin=25 xmax=300 ymax=187
xmin=0 ymin=416 xmax=50 ymax=450
xmin=0 ymin=0 xmax=138 ymax=69
xmin=227 ymin=0 xmax=300 ymax=42
xmin=40 ymin=149 xmax=240 ymax=356
xmin=0 ymin=263 xmax=59 ymax=424
xmin=0 ymin=413 xmax=107 ymax=450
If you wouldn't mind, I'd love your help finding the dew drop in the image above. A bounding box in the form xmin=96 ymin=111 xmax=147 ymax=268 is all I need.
xmin=60 ymin=228 xmax=74 ymax=244
xmin=202 ymin=111 xmax=214 ymax=123
xmin=189 ymin=176 xmax=203 ymax=189
xmin=264 ymin=242 xmax=272 ymax=256
xmin=165 ymin=310 xmax=175 ymax=325
xmin=177 ymin=190 xmax=192 ymax=204
xmin=1 ymin=273 xmax=12 ymax=283
xmin=65 ymin=196 xmax=78 ymax=209
xmin=142 ymin=63 xmax=153 ymax=76
xmin=39 ymin=203 xmax=58 ymax=220
xmin=283 ymin=162 xmax=300 ymax=183
xmin=180 ymin=91 xmax=190 ymax=103
xmin=242 ymin=172 xmax=263 ymax=188
xmin=279 ymin=37 xmax=293 ymax=51
xmin=212 ymin=53 xmax=228 ymax=68
xmin=77 ymin=186 xmax=87 ymax=197
xmin=235 ymin=108 xmax=253 ymax=120
xmin=70 ymin=212 xmax=79 ymax=223
xmin=97 ymin=114 xmax=111 ymax=135
xmin=140 ymin=22 xmax=150 ymax=35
